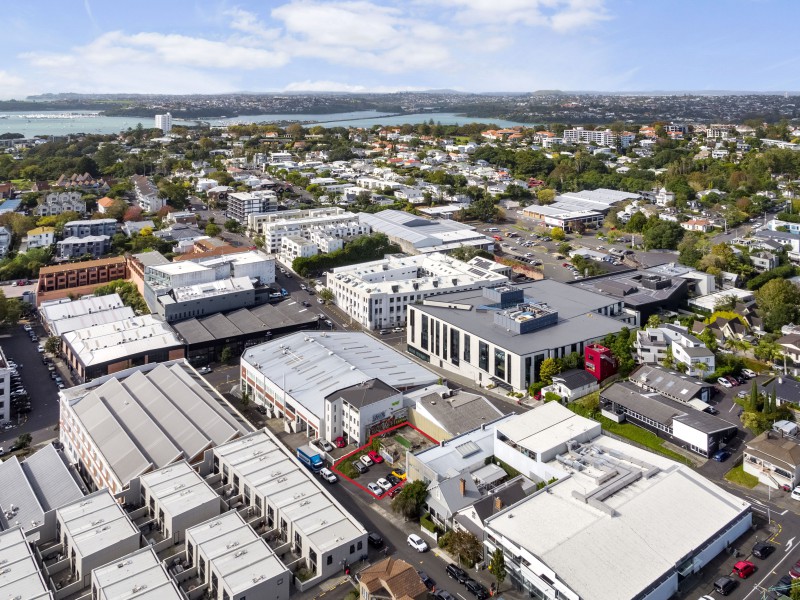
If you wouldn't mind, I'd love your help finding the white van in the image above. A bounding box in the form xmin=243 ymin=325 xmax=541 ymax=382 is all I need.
xmin=319 ymin=468 xmax=338 ymax=484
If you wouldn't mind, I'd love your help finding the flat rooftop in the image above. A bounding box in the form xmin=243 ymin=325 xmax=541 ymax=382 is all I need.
xmin=57 ymin=490 xmax=139 ymax=559
xmin=0 ymin=527 xmax=52 ymax=599
xmin=92 ymin=546 xmax=182 ymax=599
xmin=186 ymin=510 xmax=289 ymax=596
xmin=214 ymin=430 xmax=366 ymax=553
xmin=139 ymin=461 xmax=219 ymax=522
xmin=496 ymin=402 xmax=601 ymax=456
xmin=486 ymin=435 xmax=750 ymax=600
xmin=171 ymin=276 xmax=253 ymax=303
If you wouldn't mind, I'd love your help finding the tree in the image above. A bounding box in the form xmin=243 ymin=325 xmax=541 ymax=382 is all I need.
xmin=390 ymin=479 xmax=428 ymax=520
xmin=446 ymin=530 xmax=484 ymax=568
xmin=205 ymin=223 xmax=221 ymax=237
xmin=318 ymin=287 xmax=334 ymax=304
xmin=550 ymin=227 xmax=565 ymax=241
xmin=537 ymin=188 xmax=556 ymax=204
xmin=756 ymin=278 xmax=800 ymax=331
xmin=539 ymin=357 xmax=560 ymax=385
xmin=646 ymin=314 xmax=661 ymax=328
xmin=748 ymin=381 xmax=759 ymax=412
xmin=488 ymin=548 xmax=506 ymax=592
xmin=626 ymin=211 xmax=648 ymax=233
xmin=220 ymin=346 xmax=233 ymax=365
xmin=45 ymin=336 xmax=61 ymax=355
xmin=14 ymin=433 xmax=32 ymax=450
xmin=643 ymin=220 xmax=684 ymax=250
xmin=224 ymin=219 xmax=242 ymax=233
xmin=240 ymin=389 xmax=250 ymax=407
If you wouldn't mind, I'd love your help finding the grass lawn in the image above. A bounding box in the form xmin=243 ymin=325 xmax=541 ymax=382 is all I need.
xmin=724 ymin=464 xmax=759 ymax=489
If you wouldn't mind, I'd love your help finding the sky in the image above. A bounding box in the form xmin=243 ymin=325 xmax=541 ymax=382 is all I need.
xmin=0 ymin=0 xmax=798 ymax=98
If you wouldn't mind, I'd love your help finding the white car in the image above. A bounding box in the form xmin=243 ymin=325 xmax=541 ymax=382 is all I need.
xmin=717 ymin=377 xmax=733 ymax=389
xmin=360 ymin=455 xmax=374 ymax=467
xmin=36 ymin=345 xmax=44 ymax=353
xmin=367 ymin=482 xmax=383 ymax=496
xmin=319 ymin=440 xmax=334 ymax=453
xmin=742 ymin=368 xmax=757 ymax=378
xmin=407 ymin=534 xmax=428 ymax=552
xmin=792 ymin=486 xmax=800 ymax=502
xmin=377 ymin=478 xmax=393 ymax=491
xmin=319 ymin=468 xmax=338 ymax=484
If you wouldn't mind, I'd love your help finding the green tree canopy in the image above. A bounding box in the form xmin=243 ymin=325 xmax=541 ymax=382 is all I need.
xmin=756 ymin=278 xmax=800 ymax=331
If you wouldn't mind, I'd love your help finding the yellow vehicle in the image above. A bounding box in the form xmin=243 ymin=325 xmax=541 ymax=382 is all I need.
xmin=391 ymin=468 xmax=407 ymax=481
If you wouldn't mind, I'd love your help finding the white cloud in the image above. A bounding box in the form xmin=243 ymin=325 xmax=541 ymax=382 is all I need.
xmin=224 ymin=7 xmax=281 ymax=42
xmin=0 ymin=70 xmax=30 ymax=98
xmin=431 ymin=0 xmax=609 ymax=31
xmin=283 ymin=80 xmax=422 ymax=93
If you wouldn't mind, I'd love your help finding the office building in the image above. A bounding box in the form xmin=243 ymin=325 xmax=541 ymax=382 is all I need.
xmin=154 ymin=112 xmax=172 ymax=133
xmin=406 ymin=281 xmax=628 ymax=392
xmin=59 ymin=360 xmax=249 ymax=493
xmin=36 ymin=256 xmax=128 ymax=305
xmin=227 ymin=191 xmax=277 ymax=223
xmin=327 ymin=252 xmax=509 ymax=330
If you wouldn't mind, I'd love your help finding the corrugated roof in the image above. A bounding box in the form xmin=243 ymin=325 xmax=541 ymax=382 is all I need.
xmin=21 ymin=444 xmax=84 ymax=513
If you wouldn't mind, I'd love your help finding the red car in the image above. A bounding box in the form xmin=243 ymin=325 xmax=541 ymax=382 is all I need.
xmin=732 ymin=560 xmax=755 ymax=579
xmin=334 ymin=437 xmax=346 ymax=448
xmin=388 ymin=486 xmax=402 ymax=498
xmin=368 ymin=450 xmax=384 ymax=464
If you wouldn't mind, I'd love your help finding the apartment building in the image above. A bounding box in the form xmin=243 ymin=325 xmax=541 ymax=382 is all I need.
xmin=26 ymin=226 xmax=56 ymax=248
xmin=0 ymin=527 xmax=53 ymax=600
xmin=562 ymin=127 xmax=634 ymax=148
xmin=36 ymin=256 xmax=128 ymax=305
xmin=634 ymin=324 xmax=715 ymax=376
xmin=204 ymin=429 xmax=367 ymax=586
xmin=227 ymin=190 xmax=277 ymax=223
xmin=59 ymin=360 xmax=248 ymax=493
xmin=91 ymin=546 xmax=183 ymax=600
xmin=246 ymin=207 xmax=367 ymax=253
xmin=62 ymin=218 xmax=117 ymax=238
xmin=132 ymin=174 xmax=166 ymax=212
xmin=155 ymin=112 xmax=173 ymax=133
xmin=34 ymin=191 xmax=86 ymax=217
xmin=326 ymin=252 xmax=509 ymax=330
xmin=57 ymin=234 xmax=110 ymax=259
xmin=279 ymin=235 xmax=318 ymax=264
xmin=0 ymin=344 xmax=12 ymax=424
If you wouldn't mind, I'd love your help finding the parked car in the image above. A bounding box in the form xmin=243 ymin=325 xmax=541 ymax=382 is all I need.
xmin=197 ymin=366 xmax=212 ymax=375
xmin=367 ymin=532 xmax=383 ymax=548
xmin=718 ymin=377 xmax=733 ymax=388
xmin=387 ymin=487 xmax=402 ymax=498
xmin=417 ymin=571 xmax=435 ymax=591
xmin=407 ymin=534 xmax=428 ymax=552
xmin=446 ymin=564 xmax=469 ymax=583
xmin=379 ymin=329 xmax=390 ymax=335
xmin=752 ymin=541 xmax=775 ymax=559
xmin=301 ymin=300 xmax=311 ymax=307
xmin=726 ymin=375 xmax=740 ymax=387
xmin=377 ymin=478 xmax=392 ymax=491
xmin=736 ymin=390 xmax=749 ymax=399
xmin=367 ymin=450 xmax=384 ymax=464
xmin=360 ymin=455 xmax=374 ymax=467
xmin=367 ymin=482 xmax=383 ymax=496
xmin=712 ymin=449 xmax=731 ymax=462
xmin=319 ymin=440 xmax=334 ymax=453
xmin=386 ymin=473 xmax=401 ymax=486
xmin=319 ymin=468 xmax=338 ymax=484
xmin=334 ymin=436 xmax=346 ymax=448
xmin=391 ymin=468 xmax=407 ymax=480
xmin=36 ymin=345 xmax=44 ymax=353
xmin=704 ymin=406 xmax=720 ymax=415
xmin=434 ymin=591 xmax=456 ymax=600
xmin=353 ymin=461 xmax=368 ymax=474
xmin=713 ymin=576 xmax=737 ymax=595
xmin=742 ymin=368 xmax=757 ymax=378
xmin=392 ymin=327 xmax=404 ymax=333
xmin=465 ymin=580 xmax=489 ymax=600
xmin=732 ymin=560 xmax=755 ymax=578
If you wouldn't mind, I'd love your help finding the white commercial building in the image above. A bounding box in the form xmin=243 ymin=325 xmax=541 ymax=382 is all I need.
xmin=240 ymin=332 xmax=438 ymax=440
xmin=327 ymin=252 xmax=509 ymax=330
xmin=155 ymin=112 xmax=173 ymax=133
xmin=91 ymin=546 xmax=182 ymax=600
xmin=484 ymin=402 xmax=752 ymax=600
xmin=40 ymin=294 xmax=134 ymax=336
xmin=227 ymin=191 xmax=277 ymax=223
xmin=204 ymin=429 xmax=367 ymax=588
xmin=523 ymin=188 xmax=638 ymax=231
xmin=59 ymin=360 xmax=248 ymax=493
xmin=246 ymin=207 xmax=369 ymax=254
xmin=0 ymin=527 xmax=53 ymax=600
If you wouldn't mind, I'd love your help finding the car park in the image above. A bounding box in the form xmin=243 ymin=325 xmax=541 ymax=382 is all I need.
xmin=732 ymin=560 xmax=755 ymax=578
xmin=712 ymin=449 xmax=731 ymax=462
xmin=714 ymin=576 xmax=737 ymax=595
xmin=417 ymin=571 xmax=435 ymax=591
xmin=752 ymin=541 xmax=775 ymax=559
xmin=368 ymin=450 xmax=384 ymax=464
xmin=407 ymin=534 xmax=428 ymax=552
xmin=377 ymin=478 xmax=392 ymax=491
xmin=367 ymin=532 xmax=384 ymax=548
xmin=319 ymin=468 xmax=338 ymax=483
xmin=367 ymin=482 xmax=383 ymax=496
xmin=360 ymin=454 xmax=374 ymax=467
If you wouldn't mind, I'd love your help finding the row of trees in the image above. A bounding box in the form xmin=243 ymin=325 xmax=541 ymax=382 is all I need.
xmin=292 ymin=234 xmax=401 ymax=277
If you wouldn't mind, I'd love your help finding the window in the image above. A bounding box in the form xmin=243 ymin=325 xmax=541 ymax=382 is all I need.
xmin=350 ymin=544 xmax=355 ymax=554
xmin=327 ymin=555 xmax=333 ymax=565
xmin=421 ymin=315 xmax=429 ymax=350
xmin=463 ymin=334 xmax=471 ymax=363
xmin=494 ymin=348 xmax=506 ymax=379
xmin=357 ymin=540 xmax=363 ymax=550
xmin=479 ymin=342 xmax=489 ymax=371
xmin=450 ymin=330 xmax=459 ymax=365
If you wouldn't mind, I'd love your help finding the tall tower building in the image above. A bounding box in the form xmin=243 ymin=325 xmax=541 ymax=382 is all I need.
xmin=154 ymin=112 xmax=172 ymax=133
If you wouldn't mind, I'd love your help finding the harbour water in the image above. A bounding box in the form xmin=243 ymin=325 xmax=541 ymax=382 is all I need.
xmin=0 ymin=110 xmax=531 ymax=137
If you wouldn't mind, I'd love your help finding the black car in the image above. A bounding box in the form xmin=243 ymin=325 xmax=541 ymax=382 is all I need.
xmin=714 ymin=576 xmax=737 ymax=596
xmin=446 ymin=563 xmax=469 ymax=584
xmin=434 ymin=591 xmax=456 ymax=600
xmin=256 ymin=405 xmax=267 ymax=415
xmin=774 ymin=574 xmax=793 ymax=592
xmin=465 ymin=580 xmax=489 ymax=600
xmin=752 ymin=540 xmax=775 ymax=559
xmin=386 ymin=473 xmax=401 ymax=486
xmin=417 ymin=570 xmax=435 ymax=591
xmin=367 ymin=532 xmax=383 ymax=548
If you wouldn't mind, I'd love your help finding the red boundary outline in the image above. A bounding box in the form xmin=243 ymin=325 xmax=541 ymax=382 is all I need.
xmin=331 ymin=421 xmax=437 ymax=499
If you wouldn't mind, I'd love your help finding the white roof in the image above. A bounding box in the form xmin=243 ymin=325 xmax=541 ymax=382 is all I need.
xmin=41 ymin=293 xmax=125 ymax=324
xmin=92 ymin=546 xmax=182 ymax=599
xmin=242 ymin=332 xmax=438 ymax=418
xmin=62 ymin=314 xmax=182 ymax=367
xmin=486 ymin=435 xmax=750 ymax=600
xmin=149 ymin=261 xmax=208 ymax=276
xmin=214 ymin=430 xmax=366 ymax=552
xmin=58 ymin=490 xmax=139 ymax=559
xmin=0 ymin=527 xmax=52 ymax=599
xmin=496 ymin=402 xmax=600 ymax=455
xmin=172 ymin=276 xmax=253 ymax=302
xmin=186 ymin=510 xmax=289 ymax=595
xmin=139 ymin=461 xmax=219 ymax=521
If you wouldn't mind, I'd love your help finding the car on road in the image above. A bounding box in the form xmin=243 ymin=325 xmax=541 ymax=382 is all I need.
xmin=379 ymin=329 xmax=390 ymax=335
xmin=367 ymin=482 xmax=383 ymax=496
xmin=407 ymin=534 xmax=428 ymax=552
xmin=392 ymin=327 xmax=404 ymax=333
xmin=367 ymin=532 xmax=383 ymax=548
xmin=713 ymin=575 xmax=737 ymax=595
xmin=353 ymin=461 xmax=368 ymax=474
xmin=718 ymin=377 xmax=733 ymax=388
xmin=752 ymin=541 xmax=775 ymax=559
xmin=334 ymin=436 xmax=346 ymax=448
xmin=446 ymin=564 xmax=469 ymax=583
xmin=712 ymin=449 xmax=731 ymax=462
xmin=377 ymin=478 xmax=392 ymax=491
xmin=360 ymin=455 xmax=374 ymax=467
xmin=197 ymin=366 xmax=212 ymax=375
xmin=465 ymin=579 xmax=489 ymax=600
xmin=732 ymin=560 xmax=755 ymax=578
xmin=417 ymin=571 xmax=435 ymax=591
xmin=368 ymin=450 xmax=384 ymax=464
xmin=434 ymin=592 xmax=456 ymax=600
xmin=319 ymin=468 xmax=338 ymax=484
xmin=301 ymin=300 xmax=311 ymax=307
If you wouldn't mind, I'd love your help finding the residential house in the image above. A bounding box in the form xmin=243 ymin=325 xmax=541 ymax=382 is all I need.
xmin=744 ymin=430 xmax=800 ymax=490
xmin=681 ymin=219 xmax=714 ymax=232
xmin=452 ymin=477 xmax=529 ymax=539
xmin=358 ymin=558 xmax=428 ymax=600
xmin=750 ymin=251 xmax=779 ymax=272
xmin=57 ymin=235 xmax=110 ymax=259
xmin=0 ymin=226 xmax=11 ymax=257
xmin=635 ymin=324 xmax=715 ymax=376
xmin=777 ymin=334 xmax=800 ymax=364
xmin=541 ymin=369 xmax=599 ymax=402
xmin=761 ymin=377 xmax=800 ymax=407
xmin=26 ymin=226 xmax=55 ymax=249
xmin=132 ymin=174 xmax=166 ymax=212
xmin=97 ymin=196 xmax=116 ymax=214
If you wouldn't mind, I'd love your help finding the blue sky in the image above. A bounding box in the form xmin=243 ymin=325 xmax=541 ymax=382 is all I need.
xmin=0 ymin=0 xmax=798 ymax=98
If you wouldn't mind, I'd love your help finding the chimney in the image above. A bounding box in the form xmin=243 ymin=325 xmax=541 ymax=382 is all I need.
xmin=494 ymin=496 xmax=503 ymax=511
xmin=459 ymin=478 xmax=466 ymax=496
